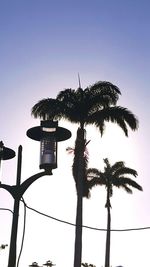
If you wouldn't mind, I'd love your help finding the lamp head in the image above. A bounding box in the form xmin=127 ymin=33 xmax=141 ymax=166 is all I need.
xmin=0 ymin=141 xmax=15 ymax=160
xmin=27 ymin=120 xmax=71 ymax=171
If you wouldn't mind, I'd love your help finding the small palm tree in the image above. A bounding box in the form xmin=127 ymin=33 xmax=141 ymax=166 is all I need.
xmin=87 ymin=158 xmax=143 ymax=267
xmin=32 ymin=81 xmax=138 ymax=267
xmin=82 ymin=263 xmax=96 ymax=267
xmin=29 ymin=262 xmax=41 ymax=267
xmin=43 ymin=260 xmax=55 ymax=266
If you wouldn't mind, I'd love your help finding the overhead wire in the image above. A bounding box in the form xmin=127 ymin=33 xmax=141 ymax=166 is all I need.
xmin=0 ymin=208 xmax=13 ymax=214
xmin=22 ymin=202 xmax=150 ymax=232
xmin=1 ymin=203 xmax=150 ymax=232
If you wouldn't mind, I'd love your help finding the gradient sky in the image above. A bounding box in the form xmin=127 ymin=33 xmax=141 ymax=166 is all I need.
xmin=0 ymin=1 xmax=150 ymax=267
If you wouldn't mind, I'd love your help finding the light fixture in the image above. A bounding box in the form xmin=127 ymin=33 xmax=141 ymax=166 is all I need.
xmin=27 ymin=120 xmax=71 ymax=172
xmin=0 ymin=141 xmax=15 ymax=160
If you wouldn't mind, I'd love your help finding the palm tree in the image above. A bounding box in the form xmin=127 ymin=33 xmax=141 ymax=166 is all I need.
xmin=43 ymin=260 xmax=55 ymax=266
xmin=82 ymin=263 xmax=96 ymax=267
xmin=87 ymin=158 xmax=143 ymax=267
xmin=31 ymin=81 xmax=138 ymax=267
xmin=29 ymin=262 xmax=41 ymax=267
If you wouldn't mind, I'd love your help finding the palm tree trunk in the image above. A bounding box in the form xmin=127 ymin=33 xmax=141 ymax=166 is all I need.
xmin=73 ymin=127 xmax=86 ymax=267
xmin=74 ymin=189 xmax=83 ymax=267
xmin=105 ymin=205 xmax=111 ymax=267
xmin=105 ymin=188 xmax=111 ymax=267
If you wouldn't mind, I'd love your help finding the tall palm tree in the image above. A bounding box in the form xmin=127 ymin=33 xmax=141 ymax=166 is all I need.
xmin=31 ymin=81 xmax=138 ymax=267
xmin=87 ymin=158 xmax=143 ymax=267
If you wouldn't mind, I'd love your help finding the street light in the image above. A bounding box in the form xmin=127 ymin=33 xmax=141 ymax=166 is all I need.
xmin=27 ymin=120 xmax=71 ymax=172
xmin=0 ymin=121 xmax=71 ymax=267
xmin=0 ymin=141 xmax=16 ymax=173
xmin=0 ymin=141 xmax=16 ymax=160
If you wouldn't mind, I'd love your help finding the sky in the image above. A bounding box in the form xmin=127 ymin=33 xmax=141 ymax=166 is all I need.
xmin=0 ymin=0 xmax=150 ymax=266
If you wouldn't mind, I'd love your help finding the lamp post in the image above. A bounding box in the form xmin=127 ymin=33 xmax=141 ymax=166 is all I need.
xmin=0 ymin=121 xmax=71 ymax=267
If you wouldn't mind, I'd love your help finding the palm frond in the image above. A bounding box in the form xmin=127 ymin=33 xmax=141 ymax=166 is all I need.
xmin=86 ymin=168 xmax=102 ymax=178
xmin=103 ymin=158 xmax=110 ymax=167
xmin=111 ymin=161 xmax=125 ymax=173
xmin=31 ymin=98 xmax=63 ymax=120
xmin=115 ymin=167 xmax=138 ymax=177
xmin=87 ymin=106 xmax=138 ymax=136
xmin=57 ymin=88 xmax=76 ymax=105
xmin=121 ymin=184 xmax=133 ymax=194
xmin=112 ymin=177 xmax=143 ymax=191
xmin=108 ymin=106 xmax=139 ymax=131
xmin=89 ymin=81 xmax=121 ymax=104
xmin=87 ymin=177 xmax=106 ymax=189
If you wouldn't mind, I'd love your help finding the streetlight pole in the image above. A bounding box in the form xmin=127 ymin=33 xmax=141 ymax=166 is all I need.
xmin=8 ymin=145 xmax=22 ymax=267
xmin=0 ymin=120 xmax=71 ymax=267
xmin=0 ymin=146 xmax=51 ymax=267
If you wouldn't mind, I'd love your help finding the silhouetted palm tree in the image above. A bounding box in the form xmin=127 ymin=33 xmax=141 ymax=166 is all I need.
xmin=29 ymin=262 xmax=41 ymax=267
xmin=32 ymin=81 xmax=138 ymax=267
xmin=82 ymin=262 xmax=96 ymax=267
xmin=43 ymin=260 xmax=55 ymax=266
xmin=87 ymin=158 xmax=143 ymax=267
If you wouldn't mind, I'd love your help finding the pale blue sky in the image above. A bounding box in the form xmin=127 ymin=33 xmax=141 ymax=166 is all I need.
xmin=0 ymin=1 xmax=150 ymax=267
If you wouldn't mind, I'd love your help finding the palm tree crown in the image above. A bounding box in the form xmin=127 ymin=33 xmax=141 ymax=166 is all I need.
xmin=32 ymin=81 xmax=138 ymax=136
xmin=87 ymin=158 xmax=142 ymax=203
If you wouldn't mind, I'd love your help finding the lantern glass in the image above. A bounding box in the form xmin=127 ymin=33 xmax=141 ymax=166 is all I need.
xmin=40 ymin=137 xmax=57 ymax=170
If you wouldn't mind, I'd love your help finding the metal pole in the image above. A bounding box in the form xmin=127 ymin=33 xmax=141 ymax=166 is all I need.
xmin=8 ymin=145 xmax=22 ymax=267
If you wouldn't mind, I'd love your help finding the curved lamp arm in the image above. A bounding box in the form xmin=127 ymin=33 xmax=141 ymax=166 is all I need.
xmin=0 ymin=170 xmax=52 ymax=200
xmin=0 ymin=184 xmax=16 ymax=199
xmin=20 ymin=170 xmax=52 ymax=197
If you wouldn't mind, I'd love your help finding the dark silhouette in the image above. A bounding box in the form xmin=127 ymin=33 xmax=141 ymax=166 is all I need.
xmin=29 ymin=262 xmax=41 ymax=267
xmin=87 ymin=158 xmax=143 ymax=267
xmin=31 ymin=81 xmax=138 ymax=267
xmin=0 ymin=244 xmax=8 ymax=250
xmin=29 ymin=260 xmax=55 ymax=267
xmin=82 ymin=263 xmax=96 ymax=267
xmin=43 ymin=260 xmax=56 ymax=266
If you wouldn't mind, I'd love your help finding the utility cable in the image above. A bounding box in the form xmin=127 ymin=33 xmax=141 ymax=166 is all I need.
xmin=0 ymin=208 xmax=13 ymax=214
xmin=22 ymin=202 xmax=150 ymax=232
xmin=1 ymin=204 xmax=150 ymax=232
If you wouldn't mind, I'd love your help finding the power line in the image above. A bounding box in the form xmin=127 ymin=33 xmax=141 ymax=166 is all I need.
xmin=23 ymin=202 xmax=150 ymax=232
xmin=1 ymin=204 xmax=150 ymax=232
xmin=0 ymin=208 xmax=13 ymax=214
